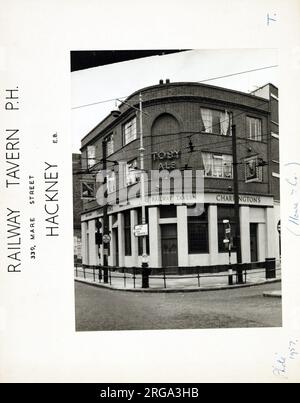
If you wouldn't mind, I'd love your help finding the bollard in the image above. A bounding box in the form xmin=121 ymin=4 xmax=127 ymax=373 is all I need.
xmin=142 ymin=262 xmax=150 ymax=288
xmin=265 ymin=257 xmax=276 ymax=279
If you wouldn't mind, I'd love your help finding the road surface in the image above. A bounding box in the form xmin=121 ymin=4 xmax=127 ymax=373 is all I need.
xmin=75 ymin=281 xmax=282 ymax=331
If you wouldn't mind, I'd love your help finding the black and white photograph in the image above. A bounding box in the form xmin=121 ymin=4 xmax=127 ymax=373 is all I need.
xmin=72 ymin=49 xmax=282 ymax=331
xmin=1 ymin=0 xmax=300 ymax=385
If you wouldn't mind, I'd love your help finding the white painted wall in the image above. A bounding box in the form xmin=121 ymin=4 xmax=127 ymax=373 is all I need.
xmin=240 ymin=206 xmax=251 ymax=263
xmin=177 ymin=206 xmax=189 ymax=266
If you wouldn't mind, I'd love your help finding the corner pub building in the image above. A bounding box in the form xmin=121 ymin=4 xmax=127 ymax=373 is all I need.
xmin=79 ymin=80 xmax=280 ymax=270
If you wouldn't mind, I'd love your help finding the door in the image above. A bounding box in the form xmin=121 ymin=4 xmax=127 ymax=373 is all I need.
xmin=161 ymin=224 xmax=178 ymax=267
xmin=250 ymin=223 xmax=258 ymax=262
xmin=113 ymin=228 xmax=119 ymax=267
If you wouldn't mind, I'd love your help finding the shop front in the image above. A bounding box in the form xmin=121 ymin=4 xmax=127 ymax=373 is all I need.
xmin=81 ymin=193 xmax=280 ymax=270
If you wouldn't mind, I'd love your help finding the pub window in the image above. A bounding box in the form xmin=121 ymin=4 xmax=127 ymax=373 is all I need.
xmin=125 ymin=159 xmax=140 ymax=186
xmin=106 ymin=134 xmax=114 ymax=156
xmin=202 ymin=152 xmax=233 ymax=179
xmin=217 ymin=205 xmax=237 ymax=253
xmin=246 ymin=117 xmax=262 ymax=141
xmin=123 ymin=116 xmax=137 ymax=145
xmin=187 ymin=205 xmax=209 ymax=254
xmin=200 ymin=108 xmax=232 ymax=136
xmin=107 ymin=171 xmax=116 ymax=194
xmin=124 ymin=211 xmax=132 ymax=256
xmin=137 ymin=208 xmax=150 ymax=256
xmin=160 ymin=205 xmax=177 ymax=218
xmin=87 ymin=145 xmax=96 ymax=168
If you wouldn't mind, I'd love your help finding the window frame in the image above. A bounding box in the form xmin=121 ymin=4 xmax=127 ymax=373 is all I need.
xmin=87 ymin=145 xmax=96 ymax=168
xmin=125 ymin=158 xmax=140 ymax=187
xmin=122 ymin=116 xmax=137 ymax=146
xmin=202 ymin=152 xmax=233 ymax=179
xmin=200 ymin=108 xmax=232 ymax=136
xmin=246 ymin=116 xmax=262 ymax=141
xmin=187 ymin=205 xmax=209 ymax=254
xmin=106 ymin=133 xmax=114 ymax=156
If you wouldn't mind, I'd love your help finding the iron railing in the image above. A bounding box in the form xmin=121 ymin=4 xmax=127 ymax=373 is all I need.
xmin=74 ymin=259 xmax=281 ymax=290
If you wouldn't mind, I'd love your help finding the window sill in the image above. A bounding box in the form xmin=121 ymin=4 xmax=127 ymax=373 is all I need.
xmin=205 ymin=176 xmax=233 ymax=180
xmin=200 ymin=131 xmax=232 ymax=137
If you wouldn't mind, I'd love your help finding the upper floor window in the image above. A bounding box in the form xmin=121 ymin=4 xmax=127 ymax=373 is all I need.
xmin=123 ymin=116 xmax=137 ymax=145
xmin=107 ymin=171 xmax=116 ymax=194
xmin=106 ymin=134 xmax=114 ymax=156
xmin=200 ymin=108 xmax=231 ymax=136
xmin=87 ymin=145 xmax=96 ymax=168
xmin=202 ymin=152 xmax=233 ymax=179
xmin=125 ymin=159 xmax=140 ymax=186
xmin=247 ymin=117 xmax=262 ymax=141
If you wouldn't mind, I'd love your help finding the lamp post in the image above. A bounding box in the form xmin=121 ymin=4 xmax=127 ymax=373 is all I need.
xmin=232 ymin=124 xmax=243 ymax=284
xmin=117 ymin=95 xmax=149 ymax=287
xmin=139 ymin=93 xmax=148 ymax=271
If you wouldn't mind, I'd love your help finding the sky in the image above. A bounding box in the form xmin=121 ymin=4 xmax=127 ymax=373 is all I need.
xmin=71 ymin=49 xmax=278 ymax=153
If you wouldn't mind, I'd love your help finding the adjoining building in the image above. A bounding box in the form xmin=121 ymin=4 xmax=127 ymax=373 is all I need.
xmin=73 ymin=153 xmax=83 ymax=263
xmin=79 ymin=80 xmax=280 ymax=269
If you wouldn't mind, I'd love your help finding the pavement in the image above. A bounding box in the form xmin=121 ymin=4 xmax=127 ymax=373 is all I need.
xmin=74 ymin=266 xmax=281 ymax=292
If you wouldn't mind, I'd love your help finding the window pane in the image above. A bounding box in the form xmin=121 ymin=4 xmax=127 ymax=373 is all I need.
xmin=107 ymin=171 xmax=116 ymax=194
xmin=107 ymin=135 xmax=114 ymax=155
xmin=212 ymin=110 xmax=221 ymax=134
xmin=188 ymin=205 xmax=209 ymax=254
xmin=202 ymin=153 xmax=232 ymax=179
xmin=123 ymin=117 xmax=137 ymax=145
xmin=160 ymin=205 xmax=177 ymax=218
xmin=188 ymin=223 xmax=209 ymax=253
xmin=212 ymin=156 xmax=223 ymax=177
xmin=126 ymin=159 xmax=140 ymax=186
xmin=247 ymin=117 xmax=262 ymax=141
xmin=87 ymin=146 xmax=96 ymax=168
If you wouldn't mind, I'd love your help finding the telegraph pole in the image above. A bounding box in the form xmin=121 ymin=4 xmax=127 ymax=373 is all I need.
xmin=232 ymin=124 xmax=243 ymax=284
xmin=139 ymin=94 xmax=147 ymax=259
xmin=139 ymin=93 xmax=150 ymax=287
xmin=102 ymin=139 xmax=110 ymax=283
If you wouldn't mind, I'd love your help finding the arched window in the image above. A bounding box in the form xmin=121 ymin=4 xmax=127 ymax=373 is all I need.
xmin=151 ymin=113 xmax=180 ymax=136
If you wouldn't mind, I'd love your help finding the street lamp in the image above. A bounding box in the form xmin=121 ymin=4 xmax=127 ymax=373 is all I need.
xmin=116 ymin=94 xmax=150 ymax=287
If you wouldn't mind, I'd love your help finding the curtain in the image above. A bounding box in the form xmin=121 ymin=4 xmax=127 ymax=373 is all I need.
xmin=223 ymin=155 xmax=233 ymax=178
xmin=202 ymin=152 xmax=213 ymax=176
xmin=212 ymin=156 xmax=223 ymax=177
xmin=220 ymin=111 xmax=230 ymax=136
xmin=201 ymin=108 xmax=213 ymax=133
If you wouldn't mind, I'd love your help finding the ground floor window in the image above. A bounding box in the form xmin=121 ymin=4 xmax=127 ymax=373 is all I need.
xmin=187 ymin=205 xmax=209 ymax=254
xmin=217 ymin=205 xmax=236 ymax=252
xmin=160 ymin=205 xmax=177 ymax=218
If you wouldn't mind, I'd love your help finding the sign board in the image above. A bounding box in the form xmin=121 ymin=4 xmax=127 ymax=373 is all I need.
xmin=102 ymin=234 xmax=111 ymax=244
xmin=225 ymin=228 xmax=231 ymax=234
xmin=81 ymin=180 xmax=96 ymax=200
xmin=223 ymin=239 xmax=230 ymax=244
xmin=134 ymin=224 xmax=148 ymax=237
